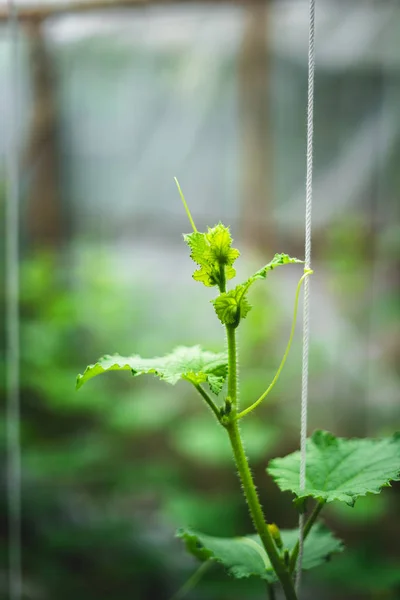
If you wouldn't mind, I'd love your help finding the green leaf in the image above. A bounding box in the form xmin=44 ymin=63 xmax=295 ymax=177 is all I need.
xmin=76 ymin=345 xmax=228 ymax=395
xmin=211 ymin=253 xmax=302 ymax=326
xmin=184 ymin=223 xmax=240 ymax=288
xmin=177 ymin=523 xmax=343 ymax=582
xmin=205 ymin=223 xmax=240 ymax=266
xmin=184 ymin=232 xmax=209 ymax=271
xmin=267 ymin=430 xmax=400 ymax=506
xmin=211 ymin=285 xmax=252 ymax=327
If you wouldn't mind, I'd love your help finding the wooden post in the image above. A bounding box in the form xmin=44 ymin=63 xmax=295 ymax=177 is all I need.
xmin=22 ymin=21 xmax=63 ymax=247
xmin=238 ymin=1 xmax=273 ymax=253
xmin=0 ymin=0 xmax=246 ymax=23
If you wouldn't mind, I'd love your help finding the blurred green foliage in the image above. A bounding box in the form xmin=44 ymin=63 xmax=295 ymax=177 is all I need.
xmin=1 ymin=248 xmax=399 ymax=600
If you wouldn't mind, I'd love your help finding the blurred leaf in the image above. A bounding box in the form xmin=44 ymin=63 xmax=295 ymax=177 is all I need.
xmin=171 ymin=415 xmax=279 ymax=466
xmin=23 ymin=433 xmax=113 ymax=481
xmin=177 ymin=524 xmax=343 ymax=582
xmin=165 ymin=492 xmax=240 ymax=536
xmin=327 ymin=493 xmax=388 ymax=524
xmin=77 ymin=346 xmax=228 ymax=395
xmin=268 ymin=430 xmax=400 ymax=506
xmin=312 ymin=549 xmax=400 ymax=592
xmin=108 ymin=388 xmax=185 ymax=433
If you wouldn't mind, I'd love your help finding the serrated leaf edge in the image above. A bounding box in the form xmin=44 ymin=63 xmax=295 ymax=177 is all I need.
xmin=268 ymin=429 xmax=400 ymax=506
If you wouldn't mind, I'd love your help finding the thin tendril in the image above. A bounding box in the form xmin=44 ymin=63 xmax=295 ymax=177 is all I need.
xmin=169 ymin=561 xmax=211 ymax=600
xmin=236 ymin=269 xmax=313 ymax=421
xmin=174 ymin=177 xmax=197 ymax=232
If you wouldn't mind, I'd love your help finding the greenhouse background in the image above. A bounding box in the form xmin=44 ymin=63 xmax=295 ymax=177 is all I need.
xmin=1 ymin=0 xmax=399 ymax=599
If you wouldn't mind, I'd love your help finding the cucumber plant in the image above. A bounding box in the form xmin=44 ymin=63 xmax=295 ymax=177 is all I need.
xmin=76 ymin=182 xmax=400 ymax=600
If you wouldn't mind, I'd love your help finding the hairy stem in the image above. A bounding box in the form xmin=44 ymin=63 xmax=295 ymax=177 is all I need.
xmin=219 ymin=263 xmax=226 ymax=294
xmin=227 ymin=421 xmax=297 ymax=600
xmin=226 ymin=325 xmax=238 ymax=408
xmin=225 ymin=325 xmax=297 ymax=600
xmin=193 ymin=384 xmax=221 ymax=421
xmin=289 ymin=499 xmax=326 ymax=574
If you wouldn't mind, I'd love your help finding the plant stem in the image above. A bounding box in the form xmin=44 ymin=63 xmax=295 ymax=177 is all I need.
xmin=289 ymin=499 xmax=325 ymax=574
xmin=219 ymin=263 xmax=226 ymax=294
xmin=224 ymin=324 xmax=296 ymax=599
xmin=227 ymin=421 xmax=298 ymax=600
xmin=225 ymin=325 xmax=238 ymax=408
xmin=267 ymin=583 xmax=276 ymax=600
xmin=169 ymin=561 xmax=211 ymax=600
xmin=222 ymin=277 xmax=297 ymax=598
xmin=193 ymin=384 xmax=221 ymax=421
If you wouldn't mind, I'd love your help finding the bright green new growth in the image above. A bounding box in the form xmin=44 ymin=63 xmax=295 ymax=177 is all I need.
xmin=211 ymin=253 xmax=303 ymax=327
xmin=76 ymin=186 xmax=400 ymax=600
xmin=268 ymin=430 xmax=400 ymax=506
xmin=212 ymin=286 xmax=252 ymax=327
xmin=184 ymin=223 xmax=240 ymax=288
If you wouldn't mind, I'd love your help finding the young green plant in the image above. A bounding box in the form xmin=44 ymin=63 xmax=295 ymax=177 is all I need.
xmin=76 ymin=182 xmax=400 ymax=600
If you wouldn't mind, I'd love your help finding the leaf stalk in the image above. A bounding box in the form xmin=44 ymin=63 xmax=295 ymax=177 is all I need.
xmin=193 ymin=384 xmax=221 ymax=421
xmin=289 ymin=499 xmax=326 ymax=574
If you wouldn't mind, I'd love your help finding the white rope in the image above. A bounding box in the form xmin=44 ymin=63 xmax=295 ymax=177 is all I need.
xmin=296 ymin=0 xmax=316 ymax=594
xmin=6 ymin=1 xmax=22 ymax=600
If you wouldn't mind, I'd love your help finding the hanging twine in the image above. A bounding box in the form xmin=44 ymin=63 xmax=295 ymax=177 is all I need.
xmin=296 ymin=0 xmax=316 ymax=594
xmin=6 ymin=1 xmax=22 ymax=600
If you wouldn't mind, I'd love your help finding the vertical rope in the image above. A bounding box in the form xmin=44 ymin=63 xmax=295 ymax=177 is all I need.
xmin=6 ymin=1 xmax=22 ymax=600
xmin=296 ymin=0 xmax=316 ymax=594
